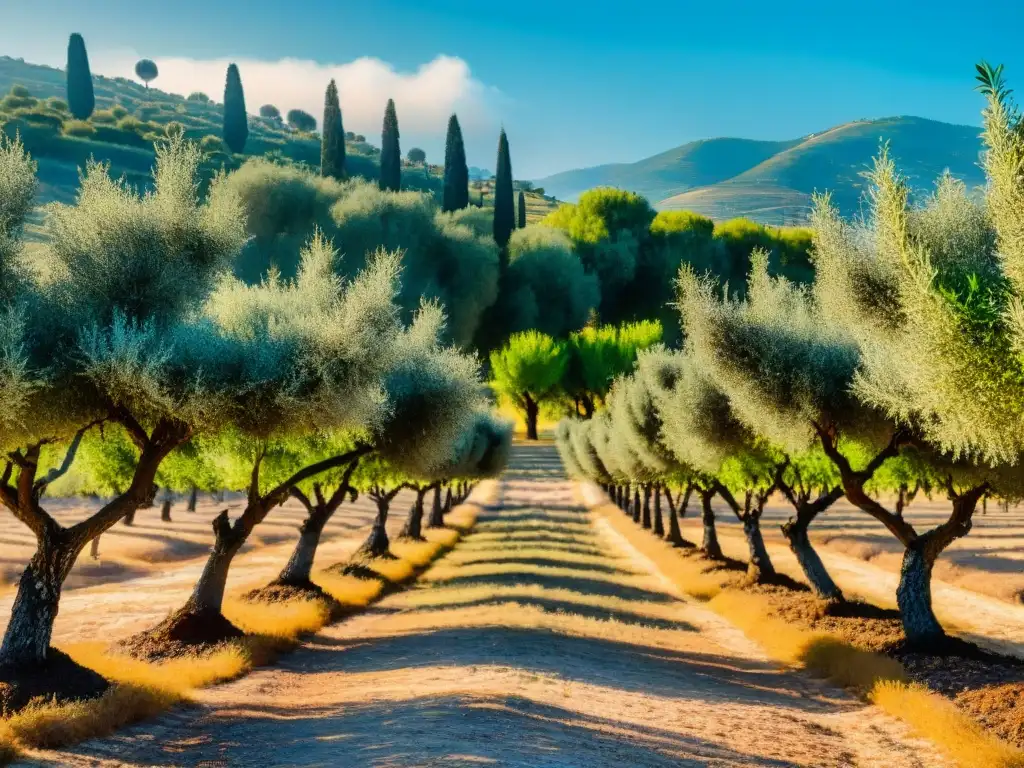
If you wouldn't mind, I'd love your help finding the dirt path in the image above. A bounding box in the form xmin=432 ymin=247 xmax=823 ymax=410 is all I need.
xmin=28 ymin=444 xmax=944 ymax=767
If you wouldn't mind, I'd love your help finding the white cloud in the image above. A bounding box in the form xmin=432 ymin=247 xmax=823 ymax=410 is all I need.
xmin=84 ymin=49 xmax=502 ymax=161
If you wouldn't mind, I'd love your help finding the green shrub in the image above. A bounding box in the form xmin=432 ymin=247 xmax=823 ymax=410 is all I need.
xmin=187 ymin=91 xmax=210 ymax=103
xmin=91 ymin=109 xmax=117 ymax=124
xmin=164 ymin=121 xmax=184 ymax=139
xmin=62 ymin=119 xmax=96 ymax=137
xmin=92 ymin=124 xmax=151 ymax=148
xmin=13 ymin=110 xmax=63 ymax=131
xmin=200 ymin=134 xmax=225 ymax=153
xmin=110 ymin=105 xmax=128 ymax=119
xmin=135 ymin=103 xmax=161 ymax=121
xmin=1 ymin=94 xmax=37 ymax=111
xmin=116 ymin=116 xmax=144 ymax=132
xmin=10 ymin=85 xmax=30 ymax=98
xmin=46 ymin=97 xmax=68 ymax=113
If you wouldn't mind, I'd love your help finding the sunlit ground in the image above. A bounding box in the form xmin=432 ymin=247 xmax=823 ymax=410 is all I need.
xmin=37 ymin=443 xmax=943 ymax=767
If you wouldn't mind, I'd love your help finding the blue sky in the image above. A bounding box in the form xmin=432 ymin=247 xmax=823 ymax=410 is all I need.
xmin=1 ymin=0 xmax=1022 ymax=178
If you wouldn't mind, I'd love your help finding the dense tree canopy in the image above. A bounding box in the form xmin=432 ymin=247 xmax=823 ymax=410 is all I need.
xmin=220 ymin=160 xmax=499 ymax=347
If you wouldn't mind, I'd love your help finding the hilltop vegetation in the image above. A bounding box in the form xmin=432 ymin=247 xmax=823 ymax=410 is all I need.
xmin=0 ymin=55 xmax=438 ymax=218
xmin=537 ymin=116 xmax=985 ymax=223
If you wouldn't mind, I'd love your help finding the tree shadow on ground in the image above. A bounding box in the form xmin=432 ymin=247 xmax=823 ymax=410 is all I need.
xmin=41 ymin=693 xmax=811 ymax=767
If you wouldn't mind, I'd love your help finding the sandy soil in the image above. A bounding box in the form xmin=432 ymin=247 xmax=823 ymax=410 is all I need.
xmin=28 ymin=444 xmax=946 ymax=767
xmin=0 ymin=490 xmax=416 ymax=646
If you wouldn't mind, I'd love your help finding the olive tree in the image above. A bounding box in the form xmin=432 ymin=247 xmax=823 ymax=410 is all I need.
xmin=124 ymin=236 xmax=404 ymax=653
xmin=0 ymin=136 xmax=246 ymax=705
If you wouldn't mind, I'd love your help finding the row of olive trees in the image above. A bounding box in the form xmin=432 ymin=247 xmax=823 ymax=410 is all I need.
xmin=0 ymin=132 xmax=510 ymax=712
xmin=558 ymin=63 xmax=1024 ymax=648
xmin=489 ymin=320 xmax=663 ymax=439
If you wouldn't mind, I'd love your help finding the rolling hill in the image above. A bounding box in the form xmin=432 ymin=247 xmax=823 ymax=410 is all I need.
xmin=537 ymin=116 xmax=985 ymax=223
xmin=0 ymin=54 xmax=441 ymax=231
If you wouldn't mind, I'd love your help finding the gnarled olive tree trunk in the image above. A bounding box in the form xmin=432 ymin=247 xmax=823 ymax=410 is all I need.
xmin=815 ymin=425 xmax=986 ymax=643
xmin=524 ymin=393 xmax=539 ymax=441
xmin=664 ymin=485 xmax=692 ymax=547
xmin=137 ymin=445 xmax=370 ymax=647
xmin=895 ymin=486 xmax=986 ymax=645
xmin=356 ymin=485 xmax=405 ymax=559
xmin=0 ymin=420 xmax=188 ymax=670
xmin=400 ymin=485 xmax=434 ymax=541
xmin=641 ymin=484 xmax=652 ymax=530
xmin=652 ymin=485 xmax=664 ymax=537
xmin=697 ymin=488 xmax=723 ymax=560
xmin=277 ymin=467 xmax=358 ymax=586
xmin=427 ymin=484 xmax=446 ymax=528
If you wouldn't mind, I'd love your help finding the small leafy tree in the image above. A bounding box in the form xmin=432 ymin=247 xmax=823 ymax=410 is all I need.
xmin=0 ymin=136 xmax=246 ymax=707
xmin=66 ymin=33 xmax=94 ymax=120
xmin=134 ymin=59 xmax=158 ymax=88
xmin=223 ymin=63 xmax=248 ymax=153
xmin=407 ymin=147 xmax=426 ymax=164
xmin=286 ymin=109 xmax=317 ymax=132
xmin=490 ymin=331 xmax=569 ymax=440
xmin=259 ymin=104 xmax=281 ymax=120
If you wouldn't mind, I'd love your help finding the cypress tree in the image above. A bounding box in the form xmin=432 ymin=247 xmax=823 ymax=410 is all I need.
xmin=518 ymin=190 xmax=527 ymax=229
xmin=66 ymin=33 xmax=95 ymax=120
xmin=379 ymin=98 xmax=401 ymax=192
xmin=493 ymin=129 xmax=515 ymax=250
xmin=442 ymin=113 xmax=469 ymax=212
xmin=223 ymin=63 xmax=249 ymax=154
xmin=321 ymin=79 xmax=345 ymax=180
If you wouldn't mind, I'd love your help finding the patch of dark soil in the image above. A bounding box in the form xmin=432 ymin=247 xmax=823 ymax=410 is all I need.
xmin=0 ymin=649 xmax=109 ymax=716
xmin=957 ymin=681 xmax=1024 ymax=747
xmin=330 ymin=562 xmax=388 ymax=581
xmin=244 ymin=581 xmax=349 ymax=621
xmin=735 ymin=575 xmax=1024 ymax=748
xmin=119 ymin=607 xmax=244 ymax=662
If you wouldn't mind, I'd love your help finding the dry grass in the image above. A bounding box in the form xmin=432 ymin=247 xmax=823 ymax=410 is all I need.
xmin=0 ymin=684 xmax=179 ymax=752
xmin=873 ymin=681 xmax=1024 ymax=768
xmin=592 ymin=501 xmax=739 ymax=601
xmin=314 ymin=571 xmax=386 ymax=607
xmin=62 ymin=642 xmax=249 ymax=694
xmin=588 ymin=489 xmax=1024 ymax=768
xmin=225 ymin=596 xmax=332 ymax=642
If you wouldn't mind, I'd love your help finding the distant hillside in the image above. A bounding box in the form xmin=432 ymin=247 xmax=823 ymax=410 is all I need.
xmin=0 ymin=55 xmax=441 ymax=227
xmin=537 ymin=116 xmax=985 ymax=223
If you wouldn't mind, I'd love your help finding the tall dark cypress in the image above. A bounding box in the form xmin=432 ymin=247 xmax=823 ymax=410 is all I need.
xmin=321 ymin=79 xmax=345 ymax=180
xmin=66 ymin=33 xmax=95 ymax=120
xmin=442 ymin=113 xmax=469 ymax=212
xmin=379 ymin=99 xmax=401 ymax=192
xmin=493 ymin=129 xmax=515 ymax=249
xmin=223 ymin=63 xmax=249 ymax=154
xmin=518 ymin=190 xmax=527 ymax=229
